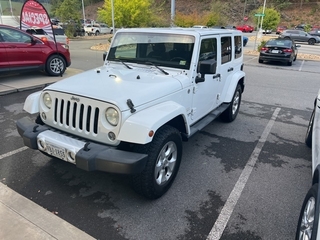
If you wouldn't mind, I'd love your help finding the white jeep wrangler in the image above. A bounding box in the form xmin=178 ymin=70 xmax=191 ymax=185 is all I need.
xmin=17 ymin=28 xmax=245 ymax=199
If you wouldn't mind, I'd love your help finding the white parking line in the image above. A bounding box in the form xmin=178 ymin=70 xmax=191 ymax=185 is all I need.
xmin=299 ymin=60 xmax=305 ymax=71
xmin=0 ymin=147 xmax=28 ymax=160
xmin=206 ymin=107 xmax=281 ymax=240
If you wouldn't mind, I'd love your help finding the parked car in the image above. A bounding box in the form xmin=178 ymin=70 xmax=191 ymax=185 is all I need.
xmin=295 ymin=24 xmax=306 ymax=31
xmin=84 ymin=23 xmax=113 ymax=35
xmin=262 ymin=29 xmax=272 ymax=34
xmin=296 ymin=89 xmax=320 ymax=239
xmin=0 ymin=24 xmax=71 ymax=76
xmin=258 ymin=38 xmax=300 ymax=66
xmin=16 ymin=27 xmax=245 ymax=199
xmin=225 ymin=25 xmax=236 ymax=29
xmin=279 ymin=29 xmax=320 ymax=45
xmin=236 ymin=25 xmax=254 ymax=32
xmin=309 ymin=29 xmax=320 ymax=37
xmin=192 ymin=25 xmax=208 ymax=28
xmin=26 ymin=26 xmax=69 ymax=46
xmin=276 ymin=25 xmax=287 ymax=34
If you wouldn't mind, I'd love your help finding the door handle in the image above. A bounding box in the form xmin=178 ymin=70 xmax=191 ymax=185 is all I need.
xmin=228 ymin=67 xmax=234 ymax=72
xmin=212 ymin=73 xmax=220 ymax=79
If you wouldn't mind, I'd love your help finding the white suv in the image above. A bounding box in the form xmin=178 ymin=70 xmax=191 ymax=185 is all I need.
xmin=17 ymin=28 xmax=245 ymax=199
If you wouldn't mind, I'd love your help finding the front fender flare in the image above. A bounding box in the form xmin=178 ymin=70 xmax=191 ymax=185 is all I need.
xmin=118 ymin=101 xmax=188 ymax=144
xmin=23 ymin=91 xmax=41 ymax=114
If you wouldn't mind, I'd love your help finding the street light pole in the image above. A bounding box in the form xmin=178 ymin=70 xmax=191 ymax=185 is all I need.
xmin=81 ymin=0 xmax=86 ymax=22
xmin=111 ymin=0 xmax=115 ymax=32
xmin=260 ymin=0 xmax=267 ymax=31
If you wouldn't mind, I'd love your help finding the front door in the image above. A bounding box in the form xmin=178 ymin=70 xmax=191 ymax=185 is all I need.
xmin=191 ymin=36 xmax=226 ymax=124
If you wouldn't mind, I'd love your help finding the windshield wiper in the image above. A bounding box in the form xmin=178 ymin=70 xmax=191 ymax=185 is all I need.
xmin=112 ymin=59 xmax=132 ymax=69
xmin=145 ymin=62 xmax=169 ymax=75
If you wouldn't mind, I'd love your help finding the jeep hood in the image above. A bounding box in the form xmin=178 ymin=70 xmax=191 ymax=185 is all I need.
xmin=45 ymin=66 xmax=184 ymax=111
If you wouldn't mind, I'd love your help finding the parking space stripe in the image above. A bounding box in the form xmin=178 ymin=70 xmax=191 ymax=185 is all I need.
xmin=299 ymin=60 xmax=305 ymax=72
xmin=206 ymin=107 xmax=281 ymax=240
xmin=0 ymin=147 xmax=28 ymax=160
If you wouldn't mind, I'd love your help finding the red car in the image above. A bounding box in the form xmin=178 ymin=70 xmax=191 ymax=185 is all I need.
xmin=0 ymin=24 xmax=71 ymax=76
xmin=236 ymin=25 xmax=254 ymax=32
xmin=276 ymin=25 xmax=287 ymax=34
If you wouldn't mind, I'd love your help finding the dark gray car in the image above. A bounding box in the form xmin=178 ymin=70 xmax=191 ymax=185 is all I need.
xmin=279 ymin=29 xmax=320 ymax=45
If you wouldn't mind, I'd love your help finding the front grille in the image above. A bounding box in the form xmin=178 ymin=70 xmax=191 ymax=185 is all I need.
xmin=53 ymin=98 xmax=100 ymax=134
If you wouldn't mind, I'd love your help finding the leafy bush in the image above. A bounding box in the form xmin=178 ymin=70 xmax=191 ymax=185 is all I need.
xmin=257 ymin=40 xmax=267 ymax=51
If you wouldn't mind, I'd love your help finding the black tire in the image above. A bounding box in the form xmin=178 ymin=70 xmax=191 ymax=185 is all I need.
xmin=284 ymin=36 xmax=291 ymax=40
xmin=306 ymin=109 xmax=315 ymax=148
xmin=296 ymin=183 xmax=319 ymax=240
xmin=132 ymin=125 xmax=182 ymax=199
xmin=309 ymin=39 xmax=316 ymax=45
xmin=258 ymin=59 xmax=263 ymax=64
xmin=220 ymin=84 xmax=242 ymax=122
xmin=95 ymin=31 xmax=100 ymax=36
xmin=45 ymin=55 xmax=66 ymax=76
xmin=287 ymin=60 xmax=292 ymax=66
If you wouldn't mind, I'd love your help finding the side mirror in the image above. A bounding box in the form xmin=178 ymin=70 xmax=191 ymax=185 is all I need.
xmin=199 ymin=59 xmax=217 ymax=75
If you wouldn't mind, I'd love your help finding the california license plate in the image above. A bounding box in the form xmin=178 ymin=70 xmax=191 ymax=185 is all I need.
xmin=46 ymin=143 xmax=66 ymax=161
xmin=271 ymin=50 xmax=279 ymax=53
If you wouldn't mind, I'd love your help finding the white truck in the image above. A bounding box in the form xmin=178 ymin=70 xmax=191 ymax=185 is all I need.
xmin=84 ymin=23 xmax=113 ymax=36
xmin=17 ymin=28 xmax=245 ymax=199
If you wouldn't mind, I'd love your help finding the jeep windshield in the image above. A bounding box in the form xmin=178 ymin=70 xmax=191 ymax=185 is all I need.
xmin=107 ymin=32 xmax=195 ymax=70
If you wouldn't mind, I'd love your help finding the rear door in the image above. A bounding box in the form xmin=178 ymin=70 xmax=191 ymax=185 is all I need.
xmin=0 ymin=39 xmax=9 ymax=72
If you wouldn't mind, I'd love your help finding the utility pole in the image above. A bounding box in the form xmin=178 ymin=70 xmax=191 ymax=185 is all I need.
xmin=171 ymin=0 xmax=175 ymax=27
xmin=81 ymin=0 xmax=86 ymax=22
xmin=111 ymin=0 xmax=115 ymax=32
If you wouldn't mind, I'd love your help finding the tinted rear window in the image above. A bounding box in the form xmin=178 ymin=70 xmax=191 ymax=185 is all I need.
xmin=26 ymin=28 xmax=46 ymax=35
xmin=53 ymin=28 xmax=65 ymax=35
xmin=266 ymin=39 xmax=292 ymax=47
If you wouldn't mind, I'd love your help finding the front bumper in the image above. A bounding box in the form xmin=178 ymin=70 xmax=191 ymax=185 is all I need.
xmin=16 ymin=117 xmax=148 ymax=174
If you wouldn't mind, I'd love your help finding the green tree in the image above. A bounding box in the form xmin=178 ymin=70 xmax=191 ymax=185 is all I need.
xmin=97 ymin=0 xmax=153 ymax=28
xmin=54 ymin=0 xmax=81 ymax=22
xmin=252 ymin=7 xmax=280 ymax=33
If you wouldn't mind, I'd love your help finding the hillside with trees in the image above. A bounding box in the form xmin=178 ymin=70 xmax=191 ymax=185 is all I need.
xmin=2 ymin=0 xmax=320 ymax=29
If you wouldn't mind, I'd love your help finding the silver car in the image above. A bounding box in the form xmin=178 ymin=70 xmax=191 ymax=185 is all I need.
xmin=280 ymin=29 xmax=320 ymax=45
xmin=296 ymin=89 xmax=320 ymax=239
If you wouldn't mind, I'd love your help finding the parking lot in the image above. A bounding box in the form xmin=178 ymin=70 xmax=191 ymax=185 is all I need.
xmin=0 ymin=37 xmax=320 ymax=239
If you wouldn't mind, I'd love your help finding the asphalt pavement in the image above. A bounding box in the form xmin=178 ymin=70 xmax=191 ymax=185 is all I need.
xmin=0 ymin=68 xmax=96 ymax=239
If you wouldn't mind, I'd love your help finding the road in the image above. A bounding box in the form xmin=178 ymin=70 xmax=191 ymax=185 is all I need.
xmin=0 ymin=37 xmax=319 ymax=240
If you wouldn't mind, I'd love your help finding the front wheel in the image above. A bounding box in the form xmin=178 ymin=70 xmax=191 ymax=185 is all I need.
xmin=296 ymin=184 xmax=319 ymax=240
xmin=306 ymin=109 xmax=315 ymax=148
xmin=309 ymin=39 xmax=316 ymax=45
xmin=45 ymin=55 xmax=66 ymax=76
xmin=220 ymin=84 xmax=242 ymax=122
xmin=132 ymin=125 xmax=182 ymax=199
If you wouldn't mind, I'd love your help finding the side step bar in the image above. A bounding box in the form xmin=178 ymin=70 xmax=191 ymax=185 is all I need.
xmin=188 ymin=103 xmax=230 ymax=138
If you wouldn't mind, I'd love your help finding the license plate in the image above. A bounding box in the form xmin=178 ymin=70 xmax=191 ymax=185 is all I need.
xmin=271 ymin=50 xmax=279 ymax=53
xmin=46 ymin=143 xmax=66 ymax=160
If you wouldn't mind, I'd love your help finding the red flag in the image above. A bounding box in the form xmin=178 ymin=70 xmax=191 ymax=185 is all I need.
xmin=20 ymin=0 xmax=55 ymax=42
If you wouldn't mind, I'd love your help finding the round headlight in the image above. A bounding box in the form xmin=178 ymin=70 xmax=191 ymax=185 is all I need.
xmin=105 ymin=108 xmax=119 ymax=126
xmin=43 ymin=93 xmax=52 ymax=109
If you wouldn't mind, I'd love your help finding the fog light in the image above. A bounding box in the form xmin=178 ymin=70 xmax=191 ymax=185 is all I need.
xmin=108 ymin=132 xmax=116 ymax=141
xmin=41 ymin=112 xmax=47 ymax=120
xmin=37 ymin=139 xmax=46 ymax=151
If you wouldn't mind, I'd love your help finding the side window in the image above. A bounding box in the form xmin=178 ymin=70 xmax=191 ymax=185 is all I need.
xmin=199 ymin=38 xmax=217 ymax=61
xmin=0 ymin=28 xmax=32 ymax=43
xmin=221 ymin=36 xmax=232 ymax=64
xmin=234 ymin=36 xmax=242 ymax=59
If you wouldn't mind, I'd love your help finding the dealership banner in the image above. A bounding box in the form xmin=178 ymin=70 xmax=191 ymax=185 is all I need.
xmin=20 ymin=0 xmax=55 ymax=41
